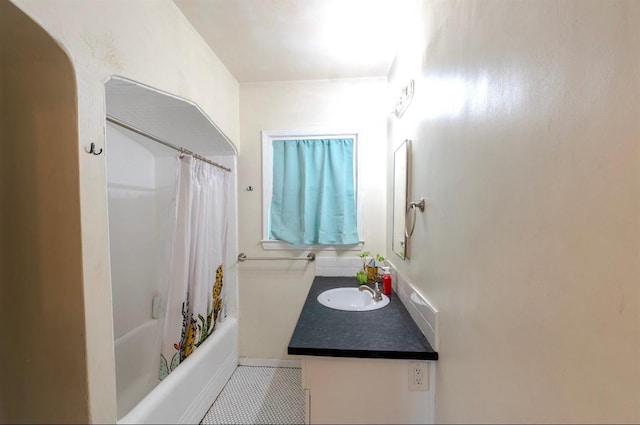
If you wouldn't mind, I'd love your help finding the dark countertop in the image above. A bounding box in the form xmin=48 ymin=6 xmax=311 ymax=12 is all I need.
xmin=288 ymin=276 xmax=438 ymax=360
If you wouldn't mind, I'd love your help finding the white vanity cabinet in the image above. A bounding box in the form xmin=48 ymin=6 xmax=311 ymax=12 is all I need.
xmin=301 ymin=356 xmax=436 ymax=424
xmin=289 ymin=277 xmax=439 ymax=424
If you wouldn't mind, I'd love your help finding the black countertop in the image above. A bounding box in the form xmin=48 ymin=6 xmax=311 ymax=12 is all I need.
xmin=288 ymin=276 xmax=438 ymax=360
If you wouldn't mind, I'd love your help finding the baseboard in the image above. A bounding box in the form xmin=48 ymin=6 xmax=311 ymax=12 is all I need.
xmin=239 ymin=357 xmax=302 ymax=368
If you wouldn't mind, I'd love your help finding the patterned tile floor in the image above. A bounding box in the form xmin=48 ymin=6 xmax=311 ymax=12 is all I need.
xmin=200 ymin=366 xmax=304 ymax=425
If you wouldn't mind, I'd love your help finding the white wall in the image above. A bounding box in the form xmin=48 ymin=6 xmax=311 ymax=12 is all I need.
xmin=389 ymin=1 xmax=640 ymax=422
xmin=9 ymin=1 xmax=240 ymax=422
xmin=1 ymin=3 xmax=88 ymax=422
xmin=238 ymin=78 xmax=388 ymax=360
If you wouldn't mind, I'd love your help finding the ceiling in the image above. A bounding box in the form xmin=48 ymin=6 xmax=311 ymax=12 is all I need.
xmin=174 ymin=0 xmax=412 ymax=82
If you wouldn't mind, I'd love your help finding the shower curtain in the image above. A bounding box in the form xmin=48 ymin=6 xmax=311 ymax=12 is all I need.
xmin=160 ymin=154 xmax=229 ymax=380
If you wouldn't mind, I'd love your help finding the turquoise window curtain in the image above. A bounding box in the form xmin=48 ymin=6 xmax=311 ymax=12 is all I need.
xmin=270 ymin=138 xmax=359 ymax=245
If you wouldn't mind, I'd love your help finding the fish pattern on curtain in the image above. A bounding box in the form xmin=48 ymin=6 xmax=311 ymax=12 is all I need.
xmin=159 ymin=154 xmax=229 ymax=380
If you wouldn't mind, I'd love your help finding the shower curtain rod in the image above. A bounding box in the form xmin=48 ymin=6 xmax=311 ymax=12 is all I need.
xmin=106 ymin=115 xmax=232 ymax=172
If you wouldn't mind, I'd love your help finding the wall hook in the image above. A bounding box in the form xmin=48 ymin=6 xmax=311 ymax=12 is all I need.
xmin=85 ymin=142 xmax=103 ymax=155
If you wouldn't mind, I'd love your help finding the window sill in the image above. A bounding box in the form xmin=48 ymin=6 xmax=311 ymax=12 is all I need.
xmin=261 ymin=240 xmax=365 ymax=251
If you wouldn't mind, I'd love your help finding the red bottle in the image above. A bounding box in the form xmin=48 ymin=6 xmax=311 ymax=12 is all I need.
xmin=382 ymin=267 xmax=392 ymax=296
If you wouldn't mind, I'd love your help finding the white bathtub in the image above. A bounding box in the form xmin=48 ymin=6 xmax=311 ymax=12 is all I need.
xmin=118 ymin=317 xmax=238 ymax=424
xmin=114 ymin=319 xmax=162 ymax=418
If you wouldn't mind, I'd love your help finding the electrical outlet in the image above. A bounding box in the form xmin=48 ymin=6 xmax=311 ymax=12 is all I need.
xmin=408 ymin=362 xmax=429 ymax=391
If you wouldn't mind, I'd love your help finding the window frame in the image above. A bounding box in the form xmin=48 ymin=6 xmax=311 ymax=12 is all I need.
xmin=261 ymin=129 xmax=363 ymax=250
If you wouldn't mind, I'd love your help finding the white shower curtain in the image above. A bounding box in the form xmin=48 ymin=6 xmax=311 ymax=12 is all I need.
xmin=160 ymin=154 xmax=229 ymax=380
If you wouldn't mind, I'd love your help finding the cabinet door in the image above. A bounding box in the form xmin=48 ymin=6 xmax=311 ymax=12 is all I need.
xmin=303 ymin=357 xmax=434 ymax=424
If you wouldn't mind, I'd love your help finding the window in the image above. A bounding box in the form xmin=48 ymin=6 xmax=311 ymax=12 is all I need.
xmin=262 ymin=130 xmax=362 ymax=249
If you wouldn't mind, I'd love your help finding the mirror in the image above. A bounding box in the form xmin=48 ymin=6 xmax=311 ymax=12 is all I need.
xmin=392 ymin=139 xmax=410 ymax=260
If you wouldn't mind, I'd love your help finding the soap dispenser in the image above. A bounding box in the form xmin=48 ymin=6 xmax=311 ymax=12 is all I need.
xmin=382 ymin=266 xmax=392 ymax=296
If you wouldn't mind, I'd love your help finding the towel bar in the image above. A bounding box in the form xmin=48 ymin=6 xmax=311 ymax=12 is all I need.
xmin=237 ymin=252 xmax=316 ymax=262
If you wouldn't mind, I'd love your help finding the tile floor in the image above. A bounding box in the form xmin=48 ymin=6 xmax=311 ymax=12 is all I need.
xmin=200 ymin=366 xmax=304 ymax=424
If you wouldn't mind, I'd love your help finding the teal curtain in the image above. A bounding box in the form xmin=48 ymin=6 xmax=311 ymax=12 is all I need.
xmin=270 ymin=138 xmax=359 ymax=245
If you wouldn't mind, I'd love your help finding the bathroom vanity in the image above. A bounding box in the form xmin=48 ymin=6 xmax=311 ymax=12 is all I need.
xmin=288 ymin=276 xmax=438 ymax=424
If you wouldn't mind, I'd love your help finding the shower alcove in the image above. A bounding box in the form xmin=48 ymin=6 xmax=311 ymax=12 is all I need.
xmin=105 ymin=77 xmax=238 ymax=423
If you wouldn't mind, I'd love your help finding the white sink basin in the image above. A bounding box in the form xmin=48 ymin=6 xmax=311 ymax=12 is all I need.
xmin=317 ymin=287 xmax=390 ymax=312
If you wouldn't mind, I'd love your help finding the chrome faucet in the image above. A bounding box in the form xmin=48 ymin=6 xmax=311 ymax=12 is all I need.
xmin=359 ymin=282 xmax=383 ymax=302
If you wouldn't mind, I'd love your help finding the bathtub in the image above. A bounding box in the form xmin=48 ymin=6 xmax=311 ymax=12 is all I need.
xmin=118 ymin=317 xmax=238 ymax=424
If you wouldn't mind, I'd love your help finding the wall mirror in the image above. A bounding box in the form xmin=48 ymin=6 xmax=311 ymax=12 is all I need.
xmin=392 ymin=139 xmax=411 ymax=260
